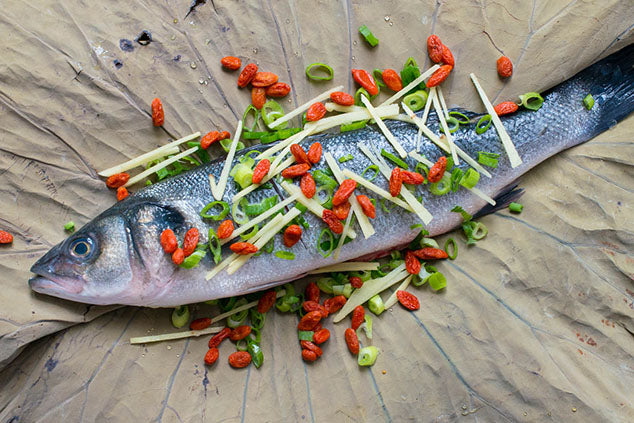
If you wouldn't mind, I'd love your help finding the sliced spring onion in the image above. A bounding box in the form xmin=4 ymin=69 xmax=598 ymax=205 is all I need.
xmin=332 ymin=283 xmax=353 ymax=298
xmin=219 ymin=137 xmax=245 ymax=153
xmin=64 ymin=221 xmax=75 ymax=232
xmin=262 ymin=100 xmax=288 ymax=130
xmin=361 ymin=165 xmax=380 ymax=181
xmin=239 ymin=224 xmax=259 ymax=241
xmin=338 ymin=154 xmax=354 ymax=163
xmin=243 ymin=131 xmax=268 ymax=140
xmin=519 ymin=92 xmax=544 ymax=111
xmin=231 ymin=163 xmax=254 ymax=190
xmin=298 ymin=330 xmax=315 ymax=341
xmin=315 ymin=185 xmax=333 ymax=207
xmin=429 ymin=174 xmax=451 ymax=195
xmin=341 ymin=120 xmax=368 ymax=132
xmin=208 ymin=228 xmax=222 ymax=264
xmin=449 ymin=111 xmax=470 ymax=124
xmin=459 ymin=168 xmax=480 ymax=189
xmin=200 ymin=200 xmax=230 ymax=220
xmin=317 ymin=228 xmax=334 ymax=258
xmin=450 ymin=168 xmax=464 ymax=192
xmin=400 ymin=65 xmax=421 ymax=95
xmin=476 ymin=114 xmax=492 ymax=134
xmin=245 ymin=195 xmax=279 ymax=216
xmin=358 ymin=24 xmax=379 ymax=47
xmin=358 ymin=346 xmax=379 ymax=367
xmin=231 ymin=199 xmax=250 ymax=225
xmin=428 ymin=272 xmax=447 ymax=291
xmin=305 ymin=63 xmax=334 ymax=81
xmin=381 ymin=149 xmax=409 ymax=169
xmin=242 ymin=105 xmax=261 ymax=132
xmin=357 ymin=314 xmax=373 ymax=339
xmin=509 ymin=202 xmax=523 ymax=213
xmin=179 ymin=248 xmax=207 ymax=269
xmin=478 ymin=151 xmax=499 ymax=168
xmin=260 ymin=132 xmax=279 ymax=144
xmin=247 ymin=340 xmax=264 ymax=368
xmin=316 ymin=277 xmax=336 ymax=294
xmin=440 ymin=116 xmax=460 ymax=133
xmin=227 ymin=298 xmax=249 ymax=328
xmin=444 ymin=238 xmax=458 ymax=260
xmin=171 ymin=305 xmax=190 ymax=328
xmin=373 ymin=69 xmax=386 ymax=88
xmin=368 ymin=294 xmax=385 ymax=315
xmin=355 ymin=87 xmax=372 ymax=105
xmin=277 ymin=127 xmax=302 ymax=139
xmin=249 ymin=308 xmax=266 ymax=330
xmin=312 ymin=169 xmax=338 ymax=188
xmin=275 ymin=250 xmax=295 ymax=260
xmin=402 ymin=90 xmax=428 ymax=112
xmin=471 ymin=222 xmax=488 ymax=240
xmin=583 ymin=94 xmax=594 ymax=110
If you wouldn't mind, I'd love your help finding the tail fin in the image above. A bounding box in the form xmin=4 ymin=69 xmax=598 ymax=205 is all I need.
xmin=474 ymin=184 xmax=524 ymax=218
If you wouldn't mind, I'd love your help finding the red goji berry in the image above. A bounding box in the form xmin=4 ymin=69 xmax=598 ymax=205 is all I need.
xmin=350 ymin=276 xmax=363 ymax=289
xmin=405 ymin=251 xmax=421 ymax=275
xmin=229 ymin=325 xmax=252 ymax=341
xmin=190 ymin=317 xmax=212 ymax=331
xmin=427 ymin=35 xmax=444 ymax=63
xmin=330 ymin=91 xmax=355 ymax=106
xmin=230 ymin=242 xmax=258 ymax=255
xmin=219 ymin=131 xmax=231 ymax=140
xmin=204 ymin=347 xmax=219 ymax=365
xmin=426 ymin=65 xmax=453 ymax=87
xmin=0 ymin=231 xmax=13 ymax=244
xmin=217 ymin=220 xmax=234 ymax=239
xmin=396 ymin=290 xmax=420 ymax=311
xmin=494 ymin=101 xmax=519 ymax=116
xmin=209 ymin=327 xmax=232 ymax=348
xmin=252 ymin=87 xmax=266 ymax=109
xmin=106 ymin=173 xmax=130 ymax=189
xmin=307 ymin=142 xmax=322 ymax=164
xmin=401 ymin=170 xmax=425 ymax=185
xmin=313 ymin=322 xmax=322 ymax=332
xmin=151 ymin=98 xmax=164 ymax=126
xmin=351 ymin=69 xmax=379 ymax=96
xmin=382 ymin=69 xmax=403 ymax=91
xmin=252 ymin=159 xmax=271 ymax=184
xmin=351 ymin=305 xmax=365 ymax=330
xmin=183 ymin=227 xmax=199 ymax=257
xmin=116 ymin=186 xmax=129 ymax=201
xmin=324 ymin=295 xmax=346 ymax=314
xmin=428 ymin=156 xmax=447 ymax=183
xmin=300 ymin=173 xmax=316 ymax=199
xmin=265 ymin=82 xmax=291 ymax=97
xmin=411 ymin=247 xmax=449 ymax=260
xmin=237 ymin=63 xmax=258 ymax=87
xmin=321 ymin=209 xmax=343 ymax=234
xmin=497 ymin=56 xmax=513 ymax=78
xmin=290 ymin=144 xmax=310 ymax=165
xmin=305 ymin=282 xmax=320 ymax=303
xmin=252 ymin=72 xmax=279 ymax=87
xmin=220 ymin=56 xmax=241 ymax=70
xmin=172 ymin=248 xmax=184 ymax=265
xmin=281 ymin=163 xmax=310 ymax=179
xmin=283 ymin=224 xmax=302 ymax=247
xmin=297 ymin=311 xmax=322 ymax=331
xmin=333 ymin=201 xmax=351 ymax=220
xmin=160 ymin=229 xmax=178 ymax=254
xmin=302 ymin=349 xmax=318 ymax=362
xmin=355 ymin=195 xmax=375 ymax=219
xmin=344 ymin=328 xmax=360 ymax=355
xmin=389 ymin=167 xmax=403 ymax=197
xmin=306 ymin=102 xmax=327 ymax=121
xmin=302 ymin=301 xmax=328 ymax=318
xmin=201 ymin=130 xmax=220 ymax=149
xmin=300 ymin=341 xmax=323 ymax=357
xmin=441 ymin=46 xmax=455 ymax=66
xmin=228 ymin=351 xmax=251 ymax=368
xmin=332 ymin=179 xmax=357 ymax=206
xmin=312 ymin=328 xmax=330 ymax=344
xmin=257 ymin=290 xmax=277 ymax=313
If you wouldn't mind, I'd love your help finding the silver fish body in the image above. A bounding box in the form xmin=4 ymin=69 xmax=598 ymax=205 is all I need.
xmin=29 ymin=45 xmax=634 ymax=306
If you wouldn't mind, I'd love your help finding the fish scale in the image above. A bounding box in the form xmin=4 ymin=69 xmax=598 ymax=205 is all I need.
xmin=29 ymin=44 xmax=634 ymax=306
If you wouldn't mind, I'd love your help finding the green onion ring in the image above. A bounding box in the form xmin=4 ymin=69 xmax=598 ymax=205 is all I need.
xmin=341 ymin=120 xmax=368 ymax=132
xmin=459 ymin=168 xmax=480 ymax=189
xmin=444 ymin=238 xmax=458 ymax=260
xmin=361 ymin=165 xmax=379 ymax=181
xmin=275 ymin=250 xmax=295 ymax=260
xmin=373 ymin=68 xmax=386 ymax=88
xmin=403 ymin=90 xmax=428 ymax=112
xmin=519 ymin=92 xmax=544 ymax=111
xmin=305 ymin=63 xmax=334 ymax=81
xmin=449 ymin=111 xmax=470 ymax=124
xmin=583 ymin=94 xmax=594 ymax=110
xmin=359 ymin=25 xmax=379 ymax=47
xmin=240 ymin=224 xmax=259 ymax=241
xmin=338 ymin=154 xmax=354 ymax=163
xmin=262 ymin=100 xmax=288 ymax=130
xmin=441 ymin=116 xmax=460 ymax=134
xmin=231 ymin=198 xmax=250 ymax=225
xmin=200 ymin=200 xmax=230 ymax=220
xmin=381 ymin=149 xmax=409 ymax=169
xmin=242 ymin=104 xmax=261 ymax=132
xmin=429 ymin=174 xmax=451 ymax=195
xmin=471 ymin=222 xmax=488 ymax=240
xmin=317 ymin=228 xmax=334 ymax=258
xmin=358 ymin=346 xmax=379 ymax=366
xmin=476 ymin=115 xmax=492 ymax=134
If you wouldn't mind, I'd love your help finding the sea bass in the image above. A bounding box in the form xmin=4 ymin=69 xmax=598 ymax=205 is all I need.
xmin=29 ymin=45 xmax=634 ymax=307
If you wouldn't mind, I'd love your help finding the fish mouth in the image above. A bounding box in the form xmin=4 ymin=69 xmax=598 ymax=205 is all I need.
xmin=29 ymin=274 xmax=84 ymax=295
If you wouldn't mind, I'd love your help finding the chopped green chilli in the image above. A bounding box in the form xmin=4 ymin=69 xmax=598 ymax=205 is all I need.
xmin=275 ymin=250 xmax=295 ymax=260
xmin=444 ymin=238 xmax=458 ymax=260
xmin=509 ymin=202 xmax=523 ymax=213
xmin=200 ymin=201 xmax=230 ymax=220
xmin=583 ymin=94 xmax=594 ymax=110
xmin=381 ymin=149 xmax=409 ymax=169
xmin=476 ymin=114 xmax=492 ymax=134
xmin=477 ymin=151 xmax=500 ymax=168
xmin=338 ymin=154 xmax=354 ymax=163
xmin=341 ymin=120 xmax=368 ymax=132
xmin=305 ymin=63 xmax=334 ymax=81
xmin=358 ymin=24 xmax=379 ymax=47
xmin=64 ymin=221 xmax=75 ymax=232
xmin=449 ymin=111 xmax=470 ymax=124
xmin=403 ymin=90 xmax=428 ymax=112
xmin=519 ymin=92 xmax=544 ymax=111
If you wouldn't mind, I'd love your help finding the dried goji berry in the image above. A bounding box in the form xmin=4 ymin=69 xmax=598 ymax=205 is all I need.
xmin=307 ymin=142 xmax=322 ymax=164
xmin=220 ymin=56 xmax=241 ymax=70
xmin=160 ymin=229 xmax=178 ymax=254
xmin=300 ymin=173 xmax=316 ymax=199
xmin=428 ymin=156 xmax=447 ymax=183
xmin=302 ymin=349 xmax=317 ymax=362
xmin=313 ymin=322 xmax=322 ymax=332
xmin=405 ymin=251 xmax=421 ymax=275
xmin=252 ymin=72 xmax=279 ymax=87
xmin=252 ymin=87 xmax=266 ymax=109
xmin=350 ymin=276 xmax=363 ymax=289
xmin=201 ymin=130 xmax=220 ymax=149
xmin=382 ymin=69 xmax=403 ymax=91
xmin=333 ymin=179 xmax=357 ymax=206
xmin=252 ymin=159 xmax=271 ymax=184
xmin=306 ymin=282 xmax=320 ymax=303
xmin=283 ymin=224 xmax=302 ymax=247
xmin=351 ymin=305 xmax=365 ymax=330
xmin=190 ymin=317 xmax=212 ymax=331
xmin=265 ymin=82 xmax=291 ymax=97
xmin=217 ymin=220 xmax=234 ymax=239
xmin=411 ymin=247 xmax=449 ymax=260
xmin=351 ymin=69 xmax=378 ymax=96
xmin=290 ymin=143 xmax=310 ymax=165
xmin=237 ymin=63 xmax=258 ymax=87
xmin=301 ymin=341 xmax=323 ymax=357
xmin=204 ymin=347 xmax=219 ymax=365
xmin=257 ymin=290 xmax=277 ymax=313
xmin=333 ymin=201 xmax=351 ymax=220
xmin=344 ymin=328 xmax=360 ymax=355
xmin=302 ymin=301 xmax=328 ymax=318
xmin=228 ymin=351 xmax=251 ymax=368
xmin=183 ymin=227 xmax=199 ymax=257
xmin=281 ymin=163 xmax=310 ymax=179
xmin=324 ymin=295 xmax=346 ymax=314
xmin=312 ymin=328 xmax=330 ymax=344
xmin=396 ymin=290 xmax=420 ymax=311
xmin=427 ymin=35 xmax=444 ymax=63
xmin=401 ymin=170 xmax=425 ymax=185
xmin=355 ymin=195 xmax=375 ymax=219
xmin=172 ymin=248 xmax=184 ymax=265
xmin=0 ymin=231 xmax=13 ymax=244
xmin=151 ymin=97 xmax=164 ymax=126
xmin=322 ymin=209 xmax=343 ymax=234
xmin=330 ymin=91 xmax=355 ymax=106
xmin=117 ymin=186 xmax=129 ymax=201
xmin=441 ymin=46 xmax=455 ymax=66
xmin=229 ymin=325 xmax=252 ymax=341
xmin=389 ymin=167 xmax=403 ymax=197
xmin=106 ymin=173 xmax=130 ymax=189
xmin=497 ymin=56 xmax=513 ymax=78
xmin=230 ymin=242 xmax=258 ymax=255
xmin=219 ymin=131 xmax=231 ymax=140
xmin=426 ymin=65 xmax=453 ymax=87
xmin=306 ymin=102 xmax=327 ymax=122
xmin=297 ymin=311 xmax=322 ymax=331
xmin=209 ymin=327 xmax=232 ymax=348
xmin=494 ymin=101 xmax=519 ymax=116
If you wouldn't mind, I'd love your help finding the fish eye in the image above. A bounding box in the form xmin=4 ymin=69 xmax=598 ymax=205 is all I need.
xmin=69 ymin=237 xmax=94 ymax=259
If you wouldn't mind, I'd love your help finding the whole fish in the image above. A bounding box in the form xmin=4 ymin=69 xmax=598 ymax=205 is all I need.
xmin=29 ymin=45 xmax=634 ymax=306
